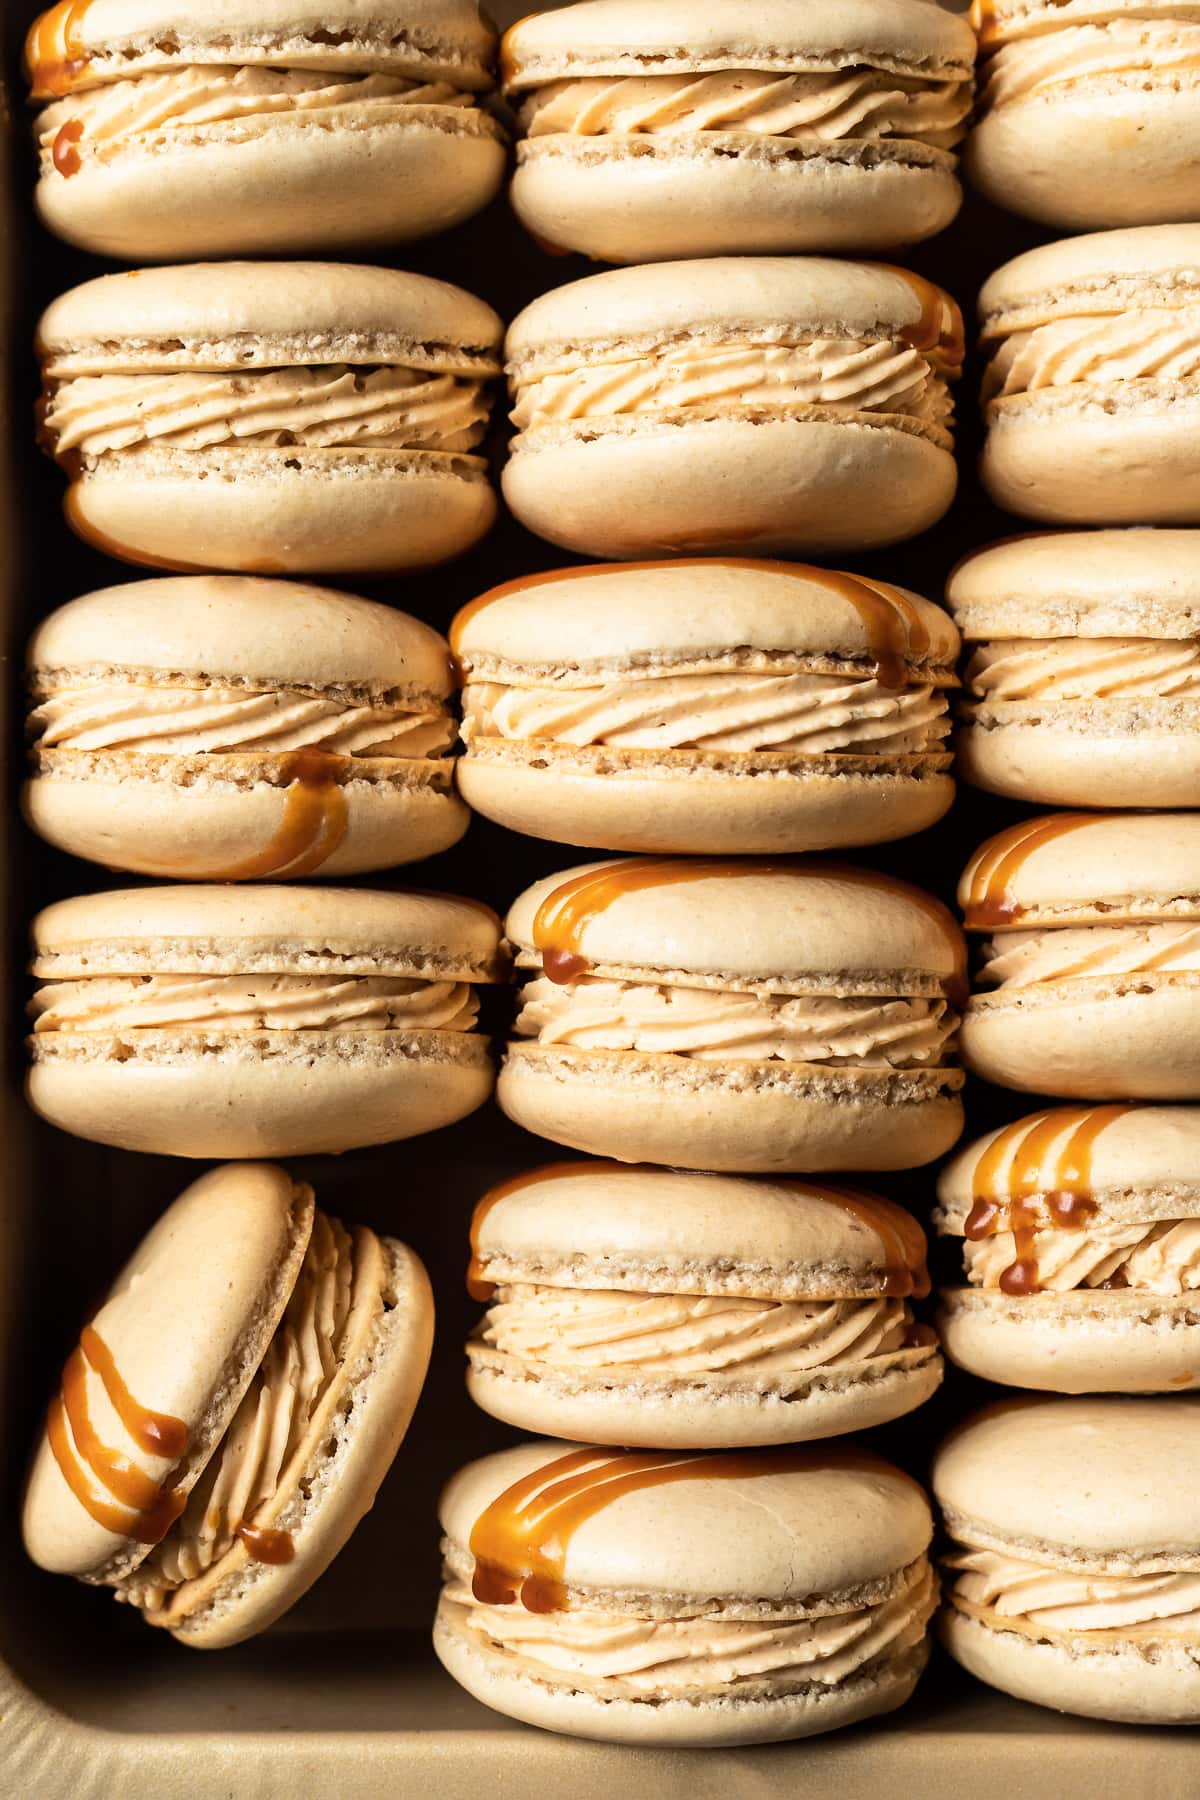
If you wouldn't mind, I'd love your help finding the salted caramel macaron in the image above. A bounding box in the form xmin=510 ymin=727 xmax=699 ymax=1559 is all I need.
xmin=960 ymin=812 xmax=1200 ymax=1099
xmin=452 ymin=559 xmax=959 ymax=854
xmin=949 ymin=530 xmax=1200 ymax=808
xmin=980 ymin=227 xmax=1200 ymax=525
xmin=502 ymin=0 xmax=975 ymax=261
xmin=934 ymin=1397 xmax=1200 ymax=1724
xmin=936 ymin=1106 xmax=1200 ymax=1393
xmin=435 ymin=1440 xmax=937 ymax=1745
xmin=23 ymin=1162 xmax=433 ymax=1649
xmin=25 ymin=576 xmax=466 ymax=880
xmin=36 ymin=263 xmax=501 ymax=575
xmin=504 ymin=258 xmax=962 ymax=559
xmin=27 ymin=884 xmax=504 ymax=1157
xmin=465 ymin=1162 xmax=941 ymax=1447
xmin=26 ymin=0 xmax=506 ymax=260
xmin=500 ymin=857 xmax=966 ymax=1172
xmin=968 ymin=0 xmax=1200 ymax=230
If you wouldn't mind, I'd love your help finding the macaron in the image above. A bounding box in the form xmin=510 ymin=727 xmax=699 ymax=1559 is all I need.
xmin=25 ymin=576 xmax=467 ymax=880
xmin=501 ymin=0 xmax=975 ymax=261
xmin=960 ymin=812 xmax=1200 ymax=1100
xmin=948 ymin=530 xmax=1200 ymax=809
xmin=25 ymin=0 xmax=506 ymax=260
xmin=435 ymin=1440 xmax=937 ymax=1745
xmin=23 ymin=1161 xmax=434 ymax=1649
xmin=934 ymin=1397 xmax=1200 ymax=1724
xmin=36 ymin=262 xmax=502 ymax=575
xmin=968 ymin=0 xmax=1200 ymax=230
xmin=503 ymin=257 xmax=962 ymax=559
xmin=936 ymin=1106 xmax=1200 ymax=1393
xmin=979 ymin=226 xmax=1200 ymax=525
xmin=465 ymin=1161 xmax=942 ymax=1447
xmin=451 ymin=559 xmax=960 ymax=854
xmin=500 ymin=856 xmax=966 ymax=1171
xmin=27 ymin=884 xmax=504 ymax=1157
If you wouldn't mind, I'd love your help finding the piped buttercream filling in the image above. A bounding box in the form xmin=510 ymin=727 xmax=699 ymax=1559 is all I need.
xmin=963 ymin=1217 xmax=1200 ymax=1293
xmin=946 ymin=1546 xmax=1200 ymax=1635
xmin=980 ymin=21 xmax=1200 ymax=110
xmin=984 ymin=309 xmax=1200 ymax=404
xmin=965 ymin=637 xmax=1200 ymax=703
xmin=29 ymin=973 xmax=479 ymax=1034
xmin=975 ymin=923 xmax=1200 ymax=988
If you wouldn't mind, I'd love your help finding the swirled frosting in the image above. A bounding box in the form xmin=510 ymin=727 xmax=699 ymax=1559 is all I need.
xmin=946 ymin=1546 xmax=1200 ymax=1635
xmin=980 ymin=21 xmax=1200 ymax=111
xmin=984 ymin=309 xmax=1200 ymax=404
xmin=975 ymin=923 xmax=1200 ymax=989
xmin=29 ymin=974 xmax=479 ymax=1034
xmin=963 ymin=1217 xmax=1200 ymax=1293
xmin=965 ymin=638 xmax=1200 ymax=702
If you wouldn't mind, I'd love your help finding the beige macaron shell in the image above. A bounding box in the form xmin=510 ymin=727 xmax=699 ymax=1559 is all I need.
xmin=946 ymin=530 xmax=1200 ymax=641
xmin=22 ymin=1163 xmax=313 ymax=1582
xmin=958 ymin=811 xmax=1200 ymax=923
xmin=936 ymin=1289 xmax=1200 ymax=1394
xmin=977 ymin=225 xmax=1200 ymax=329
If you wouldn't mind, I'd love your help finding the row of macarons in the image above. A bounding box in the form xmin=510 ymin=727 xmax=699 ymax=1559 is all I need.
xmin=26 ymin=0 xmax=1195 ymax=266
xmin=22 ymin=1157 xmax=1199 ymax=1736
xmin=36 ymin=223 xmax=1200 ymax=580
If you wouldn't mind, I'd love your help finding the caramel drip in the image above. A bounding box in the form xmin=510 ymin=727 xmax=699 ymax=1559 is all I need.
xmin=47 ymin=1327 xmax=189 ymax=1544
xmin=467 ymin=1161 xmax=622 ymax=1301
xmin=469 ymin=1446 xmax=901 ymax=1614
xmin=215 ymin=749 xmax=348 ymax=881
xmin=26 ymin=1 xmax=93 ymax=98
xmin=815 ymin=1183 xmax=931 ymax=1299
xmin=52 ymin=118 xmax=83 ymax=176
xmin=870 ymin=265 xmax=965 ymax=370
xmin=962 ymin=813 xmax=1099 ymax=931
xmin=969 ymin=0 xmax=1001 ymax=49
xmin=237 ymin=1523 xmax=296 ymax=1565
xmin=964 ymin=1106 xmax=1133 ymax=1295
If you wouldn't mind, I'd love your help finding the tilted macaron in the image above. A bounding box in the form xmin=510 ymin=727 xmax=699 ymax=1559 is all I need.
xmin=503 ymin=258 xmax=962 ymax=559
xmin=499 ymin=856 xmax=966 ymax=1172
xmin=451 ymin=559 xmax=959 ymax=853
xmin=26 ymin=884 xmax=505 ymax=1157
xmin=501 ymin=0 xmax=975 ymax=261
xmin=25 ymin=0 xmax=506 ymax=260
xmin=948 ymin=530 xmax=1200 ymax=808
xmin=36 ymin=262 xmax=502 ymax=575
xmin=967 ymin=0 xmax=1200 ymax=230
xmin=434 ymin=1440 xmax=937 ymax=1745
xmin=25 ymin=576 xmax=467 ymax=880
xmin=22 ymin=1162 xmax=433 ymax=1649
xmin=465 ymin=1161 xmax=942 ymax=1447
xmin=979 ymin=227 xmax=1200 ymax=525
xmin=936 ymin=1106 xmax=1200 ymax=1393
xmin=960 ymin=812 xmax=1200 ymax=1099
xmin=934 ymin=1397 xmax=1200 ymax=1724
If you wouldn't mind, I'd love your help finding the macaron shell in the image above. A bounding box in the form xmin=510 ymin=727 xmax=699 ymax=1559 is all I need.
xmin=962 ymin=983 xmax=1200 ymax=1101
xmin=954 ymin=718 xmax=1200 ymax=810
xmin=977 ymin=224 xmax=1200 ymax=326
xmin=938 ymin=1289 xmax=1200 ymax=1394
xmin=958 ymin=811 xmax=1200 ymax=921
xmin=946 ymin=528 xmax=1200 ymax=640
xmin=981 ymin=403 xmax=1200 ymax=527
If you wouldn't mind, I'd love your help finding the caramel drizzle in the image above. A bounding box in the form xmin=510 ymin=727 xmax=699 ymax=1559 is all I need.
xmin=870 ymin=265 xmax=965 ymax=371
xmin=26 ymin=1 xmax=94 ymax=98
xmin=47 ymin=1325 xmax=189 ymax=1544
xmin=215 ymin=749 xmax=348 ymax=881
xmin=469 ymin=1446 xmax=902 ymax=1614
xmin=969 ymin=0 xmax=1002 ymax=49
xmin=51 ymin=118 xmax=84 ymax=176
xmin=964 ymin=1106 xmax=1134 ymax=1295
xmin=962 ymin=813 xmax=1099 ymax=931
xmin=237 ymin=1523 xmax=295 ymax=1565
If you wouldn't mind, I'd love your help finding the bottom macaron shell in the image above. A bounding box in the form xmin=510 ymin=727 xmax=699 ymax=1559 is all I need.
xmin=982 ymin=404 xmax=1200 ymax=526
xmin=64 ymin=449 xmax=497 ymax=575
xmin=939 ymin=1605 xmax=1200 ymax=1726
xmin=938 ymin=1290 xmax=1200 ymax=1395
xmin=497 ymin=1045 xmax=964 ymax=1172
xmin=433 ymin=1609 xmax=929 ymax=1747
xmin=962 ymin=983 xmax=1200 ymax=1100
xmin=24 ymin=762 xmax=469 ymax=880
xmin=28 ymin=1032 xmax=495 ymax=1157
xmin=955 ymin=721 xmax=1200 ymax=810
xmin=511 ymin=139 xmax=961 ymax=263
xmin=465 ymin=1348 xmax=944 ymax=1449
xmin=456 ymin=751 xmax=953 ymax=855
xmin=502 ymin=418 xmax=956 ymax=558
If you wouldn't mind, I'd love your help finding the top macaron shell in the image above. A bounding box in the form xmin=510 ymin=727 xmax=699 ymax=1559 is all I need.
xmin=502 ymin=0 xmax=975 ymax=260
xmin=27 ymin=0 xmax=506 ymax=258
xmin=503 ymin=257 xmax=962 ymax=559
xmin=37 ymin=262 xmax=502 ymax=576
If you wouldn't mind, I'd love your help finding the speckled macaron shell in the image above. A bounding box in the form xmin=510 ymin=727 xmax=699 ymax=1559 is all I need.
xmin=948 ymin=529 xmax=1200 ymax=808
xmin=27 ymin=883 xmax=503 ymax=1158
xmin=27 ymin=0 xmax=505 ymax=258
xmin=933 ymin=1397 xmax=1200 ymax=1724
xmin=25 ymin=575 xmax=468 ymax=879
xmin=22 ymin=1162 xmax=314 ymax=1583
xmin=453 ymin=559 xmax=960 ymax=853
xmin=503 ymin=257 xmax=961 ymax=559
xmin=979 ymin=226 xmax=1200 ymax=524
xmin=36 ymin=263 xmax=502 ymax=575
xmin=502 ymin=0 xmax=974 ymax=260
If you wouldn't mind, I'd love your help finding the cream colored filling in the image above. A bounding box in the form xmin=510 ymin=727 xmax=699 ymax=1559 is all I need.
xmin=975 ymin=922 xmax=1200 ymax=988
xmin=29 ymin=974 xmax=478 ymax=1034
xmin=981 ymin=20 xmax=1200 ymax=110
xmin=441 ymin=1558 xmax=935 ymax=1695
xmin=513 ymin=974 xmax=957 ymax=1066
xmin=43 ymin=366 xmax=491 ymax=461
xmin=984 ymin=310 xmax=1200 ymax=403
xmin=520 ymin=68 xmax=970 ymax=148
xmin=462 ymin=671 xmax=949 ymax=755
xmin=947 ymin=1546 xmax=1200 ymax=1634
xmin=477 ymin=1285 xmax=916 ymax=1374
xmin=965 ymin=637 xmax=1200 ymax=702
xmin=963 ymin=1217 xmax=1200 ymax=1293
